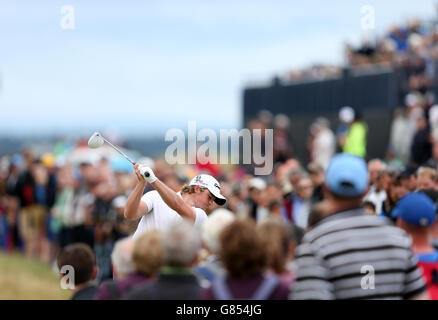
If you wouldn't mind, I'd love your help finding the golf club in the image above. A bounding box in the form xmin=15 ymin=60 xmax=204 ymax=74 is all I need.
xmin=87 ymin=132 xmax=150 ymax=177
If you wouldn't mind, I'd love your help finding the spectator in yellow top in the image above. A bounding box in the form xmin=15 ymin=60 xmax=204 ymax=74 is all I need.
xmin=343 ymin=108 xmax=368 ymax=158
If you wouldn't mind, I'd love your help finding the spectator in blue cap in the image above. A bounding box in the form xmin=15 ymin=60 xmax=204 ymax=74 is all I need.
xmin=292 ymin=153 xmax=427 ymax=300
xmin=324 ymin=153 xmax=369 ymax=198
xmin=392 ymin=192 xmax=438 ymax=299
xmin=393 ymin=192 xmax=436 ymax=229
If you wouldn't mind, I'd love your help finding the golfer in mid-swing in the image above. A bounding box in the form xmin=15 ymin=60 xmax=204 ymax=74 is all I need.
xmin=125 ymin=164 xmax=227 ymax=239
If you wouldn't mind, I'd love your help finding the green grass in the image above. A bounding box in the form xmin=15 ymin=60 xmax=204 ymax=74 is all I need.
xmin=0 ymin=251 xmax=71 ymax=300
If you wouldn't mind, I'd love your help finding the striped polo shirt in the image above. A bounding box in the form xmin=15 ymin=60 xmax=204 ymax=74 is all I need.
xmin=291 ymin=208 xmax=426 ymax=300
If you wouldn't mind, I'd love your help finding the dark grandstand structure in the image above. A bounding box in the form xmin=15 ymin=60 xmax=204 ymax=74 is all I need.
xmin=243 ymin=63 xmax=438 ymax=164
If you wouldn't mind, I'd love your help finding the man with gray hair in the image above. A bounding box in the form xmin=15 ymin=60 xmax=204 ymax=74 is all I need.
xmin=124 ymin=219 xmax=202 ymax=300
xmin=95 ymin=237 xmax=149 ymax=300
xmin=363 ymin=159 xmax=388 ymax=215
xmin=111 ymin=237 xmax=136 ymax=279
xmin=367 ymin=159 xmax=387 ymax=186
xmin=195 ymin=208 xmax=235 ymax=281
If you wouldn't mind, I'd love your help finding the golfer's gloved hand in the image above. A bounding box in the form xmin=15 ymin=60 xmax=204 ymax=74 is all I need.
xmin=138 ymin=165 xmax=157 ymax=184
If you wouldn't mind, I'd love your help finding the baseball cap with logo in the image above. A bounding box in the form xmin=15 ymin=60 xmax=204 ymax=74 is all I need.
xmin=189 ymin=174 xmax=226 ymax=206
xmin=325 ymin=153 xmax=369 ymax=197
xmin=392 ymin=192 xmax=436 ymax=227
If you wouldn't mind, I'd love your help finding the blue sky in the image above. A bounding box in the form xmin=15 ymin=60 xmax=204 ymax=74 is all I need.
xmin=0 ymin=0 xmax=437 ymax=138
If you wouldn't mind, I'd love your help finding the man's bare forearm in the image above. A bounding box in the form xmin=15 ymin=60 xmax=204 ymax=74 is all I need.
xmin=151 ymin=179 xmax=195 ymax=220
xmin=124 ymin=181 xmax=147 ymax=220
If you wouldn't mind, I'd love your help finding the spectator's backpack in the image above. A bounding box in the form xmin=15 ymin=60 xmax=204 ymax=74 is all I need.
xmin=211 ymin=275 xmax=279 ymax=300
xmin=417 ymin=260 xmax=438 ymax=300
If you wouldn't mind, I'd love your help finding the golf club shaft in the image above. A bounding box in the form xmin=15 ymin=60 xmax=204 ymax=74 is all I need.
xmin=102 ymin=137 xmax=136 ymax=165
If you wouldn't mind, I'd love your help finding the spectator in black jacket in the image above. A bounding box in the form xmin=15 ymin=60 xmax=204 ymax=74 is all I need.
xmin=307 ymin=162 xmax=324 ymax=204
xmin=410 ymin=114 xmax=432 ymax=166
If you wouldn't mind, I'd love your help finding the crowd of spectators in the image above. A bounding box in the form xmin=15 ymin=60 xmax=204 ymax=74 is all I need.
xmin=284 ymin=8 xmax=438 ymax=107
xmin=1 ymin=100 xmax=438 ymax=299
xmin=2 ymin=61 xmax=438 ymax=298
xmin=43 ymin=147 xmax=438 ymax=300
xmin=4 ymin=9 xmax=438 ymax=302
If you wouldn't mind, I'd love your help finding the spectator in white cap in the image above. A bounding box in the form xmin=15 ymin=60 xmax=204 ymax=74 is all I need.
xmin=342 ymin=108 xmax=368 ymax=158
xmin=125 ymin=164 xmax=227 ymax=238
xmin=336 ymin=106 xmax=354 ymax=152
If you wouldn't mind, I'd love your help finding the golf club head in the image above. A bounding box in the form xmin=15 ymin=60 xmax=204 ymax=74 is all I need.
xmin=88 ymin=132 xmax=105 ymax=149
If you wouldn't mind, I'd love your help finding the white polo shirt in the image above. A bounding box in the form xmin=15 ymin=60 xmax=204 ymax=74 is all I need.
xmin=132 ymin=190 xmax=208 ymax=239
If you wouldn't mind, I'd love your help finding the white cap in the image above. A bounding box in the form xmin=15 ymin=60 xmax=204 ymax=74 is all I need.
xmin=274 ymin=114 xmax=290 ymax=129
xmin=339 ymin=106 xmax=355 ymax=123
xmin=248 ymin=177 xmax=267 ymax=190
xmin=189 ymin=174 xmax=226 ymax=206
xmin=112 ymin=195 xmax=127 ymax=209
xmin=405 ymin=93 xmax=418 ymax=107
